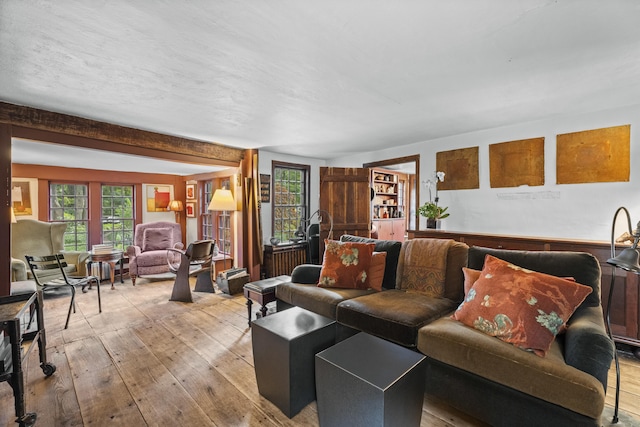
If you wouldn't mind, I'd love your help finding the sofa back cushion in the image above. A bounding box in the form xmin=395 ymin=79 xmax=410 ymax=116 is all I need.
xmin=340 ymin=234 xmax=401 ymax=290
xmin=143 ymin=227 xmax=173 ymax=251
xmin=133 ymin=221 xmax=182 ymax=252
xmin=12 ymin=219 xmax=66 ymax=259
xmin=453 ymin=254 xmax=593 ymax=357
xmin=395 ymin=239 xmax=468 ymax=301
xmin=468 ymin=246 xmax=601 ymax=307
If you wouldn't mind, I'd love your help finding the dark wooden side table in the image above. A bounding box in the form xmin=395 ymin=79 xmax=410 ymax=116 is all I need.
xmin=0 ymin=291 xmax=56 ymax=427
xmin=87 ymin=250 xmax=124 ymax=290
xmin=243 ymin=275 xmax=291 ymax=327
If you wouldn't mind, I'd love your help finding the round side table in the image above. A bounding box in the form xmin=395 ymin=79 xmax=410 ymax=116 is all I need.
xmin=88 ymin=250 xmax=124 ymax=290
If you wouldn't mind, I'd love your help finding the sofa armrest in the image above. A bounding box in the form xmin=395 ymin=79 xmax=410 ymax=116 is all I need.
xmin=61 ymin=251 xmax=90 ymax=276
xmin=291 ymin=264 xmax=322 ymax=284
xmin=11 ymin=257 xmax=27 ymax=281
xmin=126 ymin=245 xmax=142 ymax=258
xmin=564 ymin=306 xmax=615 ymax=389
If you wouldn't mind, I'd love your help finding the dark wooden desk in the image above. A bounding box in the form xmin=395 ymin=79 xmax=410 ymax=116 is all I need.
xmin=0 ymin=291 xmax=56 ymax=426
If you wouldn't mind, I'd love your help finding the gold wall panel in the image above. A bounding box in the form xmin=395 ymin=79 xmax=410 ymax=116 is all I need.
xmin=557 ymin=124 xmax=630 ymax=184
xmin=489 ymin=137 xmax=544 ymax=188
xmin=436 ymin=147 xmax=479 ymax=190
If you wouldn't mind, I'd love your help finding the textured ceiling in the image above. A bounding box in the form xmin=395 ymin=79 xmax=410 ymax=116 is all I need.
xmin=2 ymin=0 xmax=640 ymax=169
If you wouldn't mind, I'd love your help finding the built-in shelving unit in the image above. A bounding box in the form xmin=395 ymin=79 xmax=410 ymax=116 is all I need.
xmin=371 ymin=168 xmax=407 ymax=241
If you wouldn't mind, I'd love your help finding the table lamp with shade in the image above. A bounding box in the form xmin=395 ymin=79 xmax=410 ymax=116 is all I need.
xmin=208 ymin=188 xmax=237 ymax=271
xmin=168 ymin=200 xmax=184 ymax=222
xmin=605 ymin=206 xmax=640 ymax=424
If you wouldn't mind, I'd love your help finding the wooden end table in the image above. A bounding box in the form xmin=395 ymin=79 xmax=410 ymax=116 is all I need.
xmin=243 ymin=275 xmax=291 ymax=327
xmin=87 ymin=250 xmax=124 ymax=290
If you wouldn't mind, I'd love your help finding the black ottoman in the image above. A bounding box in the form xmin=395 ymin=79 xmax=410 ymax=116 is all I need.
xmin=252 ymin=306 xmax=335 ymax=418
xmin=315 ymin=332 xmax=426 ymax=427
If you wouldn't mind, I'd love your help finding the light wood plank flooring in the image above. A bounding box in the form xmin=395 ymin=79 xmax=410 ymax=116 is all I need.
xmin=0 ymin=278 xmax=638 ymax=427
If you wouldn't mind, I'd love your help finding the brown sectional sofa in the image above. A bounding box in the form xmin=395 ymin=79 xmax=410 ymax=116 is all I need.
xmin=275 ymin=235 xmax=614 ymax=427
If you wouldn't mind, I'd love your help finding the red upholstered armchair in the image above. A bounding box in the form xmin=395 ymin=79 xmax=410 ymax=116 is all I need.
xmin=126 ymin=221 xmax=184 ymax=285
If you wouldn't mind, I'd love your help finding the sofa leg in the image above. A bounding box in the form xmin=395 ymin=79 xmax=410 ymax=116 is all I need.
xmin=131 ymin=275 xmax=136 ymax=286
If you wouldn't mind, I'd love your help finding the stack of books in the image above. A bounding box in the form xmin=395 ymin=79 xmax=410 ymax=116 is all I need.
xmin=92 ymin=244 xmax=114 ymax=254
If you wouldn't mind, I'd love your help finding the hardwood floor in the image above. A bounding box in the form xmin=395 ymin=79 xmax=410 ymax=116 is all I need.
xmin=0 ymin=278 xmax=638 ymax=427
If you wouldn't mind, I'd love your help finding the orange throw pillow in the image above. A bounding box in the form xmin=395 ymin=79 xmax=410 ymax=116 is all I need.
xmin=318 ymin=240 xmax=375 ymax=289
xmin=367 ymin=252 xmax=387 ymax=291
xmin=462 ymin=267 xmax=481 ymax=296
xmin=453 ymin=255 xmax=592 ymax=357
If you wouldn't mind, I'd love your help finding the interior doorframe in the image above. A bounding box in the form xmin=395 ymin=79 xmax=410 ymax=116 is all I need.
xmin=364 ymin=154 xmax=420 ymax=233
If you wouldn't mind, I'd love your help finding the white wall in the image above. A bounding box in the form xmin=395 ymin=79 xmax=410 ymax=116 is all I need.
xmin=329 ymin=104 xmax=640 ymax=242
xmin=258 ymin=150 xmax=326 ymax=244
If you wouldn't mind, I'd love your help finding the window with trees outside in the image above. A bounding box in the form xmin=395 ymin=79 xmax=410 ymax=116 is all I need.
xmin=200 ymin=180 xmax=214 ymax=240
xmin=214 ymin=178 xmax=232 ymax=255
xmin=50 ymin=183 xmax=89 ymax=251
xmin=101 ymin=185 xmax=135 ymax=250
xmin=273 ymin=162 xmax=309 ymax=242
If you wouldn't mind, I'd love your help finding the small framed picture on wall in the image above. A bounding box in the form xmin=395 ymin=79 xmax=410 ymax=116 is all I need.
xmin=186 ymin=183 xmax=196 ymax=200
xmin=186 ymin=202 xmax=196 ymax=218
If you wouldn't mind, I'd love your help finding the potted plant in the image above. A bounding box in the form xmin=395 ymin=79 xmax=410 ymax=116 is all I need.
xmin=420 ymin=171 xmax=449 ymax=229
xmin=418 ymin=202 xmax=449 ymax=229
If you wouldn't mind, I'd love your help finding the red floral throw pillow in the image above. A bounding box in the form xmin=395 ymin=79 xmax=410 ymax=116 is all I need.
xmin=453 ymin=255 xmax=592 ymax=357
xmin=318 ymin=240 xmax=375 ymax=289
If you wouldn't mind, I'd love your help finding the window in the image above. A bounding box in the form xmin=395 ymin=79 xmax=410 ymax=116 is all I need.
xmin=273 ymin=162 xmax=309 ymax=242
xmin=200 ymin=178 xmax=234 ymax=256
xmin=49 ymin=183 xmax=89 ymax=251
xmin=200 ymin=180 xmax=214 ymax=240
xmin=101 ymin=185 xmax=134 ymax=250
xmin=214 ymin=178 xmax=232 ymax=255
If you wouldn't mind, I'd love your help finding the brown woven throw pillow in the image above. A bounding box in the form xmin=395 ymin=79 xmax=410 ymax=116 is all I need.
xmin=397 ymin=238 xmax=454 ymax=297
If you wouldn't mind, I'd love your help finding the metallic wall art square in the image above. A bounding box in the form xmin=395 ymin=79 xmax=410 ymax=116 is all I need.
xmin=557 ymin=124 xmax=630 ymax=184
xmin=489 ymin=137 xmax=545 ymax=188
xmin=436 ymin=147 xmax=479 ymax=190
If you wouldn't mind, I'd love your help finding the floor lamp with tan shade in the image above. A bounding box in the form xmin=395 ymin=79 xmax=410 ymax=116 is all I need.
xmin=208 ymin=188 xmax=237 ymax=272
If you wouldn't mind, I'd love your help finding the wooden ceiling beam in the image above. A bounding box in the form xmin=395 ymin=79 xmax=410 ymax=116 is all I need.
xmin=0 ymin=102 xmax=244 ymax=166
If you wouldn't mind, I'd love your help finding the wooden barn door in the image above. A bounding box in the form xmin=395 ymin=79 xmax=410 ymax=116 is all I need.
xmin=318 ymin=167 xmax=371 ymax=256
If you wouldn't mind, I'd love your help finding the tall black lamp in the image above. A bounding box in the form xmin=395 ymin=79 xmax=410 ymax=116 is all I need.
xmin=605 ymin=207 xmax=640 ymax=424
xmin=294 ymin=209 xmax=334 ymax=264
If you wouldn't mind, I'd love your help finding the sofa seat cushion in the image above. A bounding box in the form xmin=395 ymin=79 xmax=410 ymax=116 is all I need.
xmin=417 ymin=317 xmax=605 ymax=419
xmin=336 ymin=289 xmax=458 ymax=347
xmin=276 ymin=282 xmax=375 ymax=319
xmin=135 ymin=250 xmax=171 ymax=268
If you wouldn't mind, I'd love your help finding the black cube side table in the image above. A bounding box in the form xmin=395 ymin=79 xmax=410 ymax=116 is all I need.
xmin=315 ymin=332 xmax=426 ymax=427
xmin=252 ymin=306 xmax=335 ymax=418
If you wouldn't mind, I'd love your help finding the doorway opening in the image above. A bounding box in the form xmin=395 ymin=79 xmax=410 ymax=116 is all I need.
xmin=364 ymin=155 xmax=420 ymax=238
